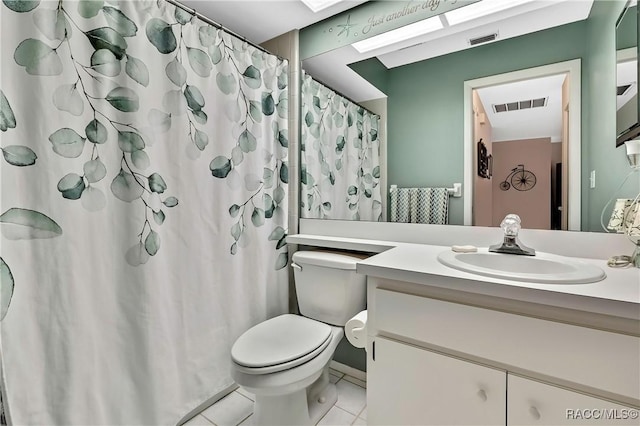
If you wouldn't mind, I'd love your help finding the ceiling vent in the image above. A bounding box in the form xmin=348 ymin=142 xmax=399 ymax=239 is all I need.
xmin=469 ymin=33 xmax=498 ymax=46
xmin=492 ymin=97 xmax=548 ymax=113
xmin=618 ymin=84 xmax=633 ymax=96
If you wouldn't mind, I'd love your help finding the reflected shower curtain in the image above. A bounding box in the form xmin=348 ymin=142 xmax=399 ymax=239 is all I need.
xmin=0 ymin=0 xmax=289 ymax=424
xmin=300 ymin=72 xmax=382 ymax=221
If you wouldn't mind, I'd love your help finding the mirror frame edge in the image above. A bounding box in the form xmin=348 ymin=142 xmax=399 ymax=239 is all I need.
xmin=615 ymin=1 xmax=640 ymax=147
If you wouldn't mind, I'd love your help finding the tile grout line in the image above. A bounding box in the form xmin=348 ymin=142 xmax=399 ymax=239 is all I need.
xmin=197 ymin=373 xmax=366 ymax=426
xmin=200 ymin=414 xmax=218 ymax=426
xmin=234 ymin=390 xmax=254 ymax=403
xmin=235 ymin=412 xmax=252 ymax=426
xmin=319 ymin=405 xmax=357 ymax=426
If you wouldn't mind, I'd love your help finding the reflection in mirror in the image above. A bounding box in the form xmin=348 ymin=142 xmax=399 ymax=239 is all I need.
xmin=616 ymin=3 xmax=638 ymax=146
xmin=471 ymin=73 xmax=569 ymax=231
xmin=300 ymin=0 xmax=631 ymax=231
xmin=300 ymin=72 xmax=383 ymax=221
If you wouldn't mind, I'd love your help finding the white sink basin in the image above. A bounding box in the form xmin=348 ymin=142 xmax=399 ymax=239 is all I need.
xmin=437 ymin=249 xmax=606 ymax=284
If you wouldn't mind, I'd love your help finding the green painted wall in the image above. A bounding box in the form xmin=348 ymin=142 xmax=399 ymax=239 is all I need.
xmin=584 ymin=0 xmax=639 ymax=232
xmin=333 ymin=337 xmax=366 ymax=372
xmin=385 ymin=20 xmax=588 ymax=225
xmin=349 ymin=57 xmax=389 ymax=94
xmin=617 ymin=5 xmax=637 ymax=50
xmin=315 ymin=0 xmax=638 ymax=375
xmin=362 ymin=0 xmax=638 ymax=229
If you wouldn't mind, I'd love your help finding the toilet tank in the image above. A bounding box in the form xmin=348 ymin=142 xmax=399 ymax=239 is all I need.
xmin=291 ymin=250 xmax=369 ymax=326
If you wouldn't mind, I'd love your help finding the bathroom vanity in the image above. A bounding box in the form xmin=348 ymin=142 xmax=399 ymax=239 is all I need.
xmin=289 ymin=223 xmax=640 ymax=426
xmin=359 ymin=244 xmax=639 ymax=426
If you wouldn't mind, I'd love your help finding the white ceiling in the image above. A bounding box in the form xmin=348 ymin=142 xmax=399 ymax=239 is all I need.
xmin=303 ymin=0 xmax=593 ymax=102
xmin=476 ymin=74 xmax=566 ymax=143
xmin=180 ymin=0 xmax=597 ymax=142
xmin=378 ymin=1 xmax=593 ymax=68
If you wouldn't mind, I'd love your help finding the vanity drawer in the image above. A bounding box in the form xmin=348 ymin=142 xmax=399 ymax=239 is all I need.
xmin=507 ymin=374 xmax=639 ymax=425
xmin=374 ymin=288 xmax=640 ymax=401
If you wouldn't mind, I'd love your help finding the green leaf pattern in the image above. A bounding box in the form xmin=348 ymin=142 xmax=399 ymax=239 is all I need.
xmin=301 ymin=72 xmax=382 ymax=221
xmin=1 ymin=90 xmax=38 ymax=168
xmin=6 ymin=0 xmax=180 ymax=265
xmin=0 ymin=208 xmax=62 ymax=240
xmin=2 ymin=145 xmax=37 ymax=166
xmin=0 ymin=207 xmax=62 ymax=328
xmin=0 ymin=90 xmax=17 ymax=132
xmin=14 ymin=38 xmax=63 ymax=75
xmin=2 ymin=0 xmax=288 ymax=271
xmin=150 ymin=14 xmax=214 ymax=153
xmin=3 ymin=0 xmax=40 ymax=13
xmin=1 ymin=257 xmax=15 ymax=321
xmin=202 ymin=31 xmax=289 ymax=267
xmin=2 ymin=3 xmax=288 ymax=422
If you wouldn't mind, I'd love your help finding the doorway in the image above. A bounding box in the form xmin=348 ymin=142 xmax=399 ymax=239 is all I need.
xmin=472 ymin=73 xmax=566 ymax=230
xmin=463 ymin=60 xmax=581 ymax=231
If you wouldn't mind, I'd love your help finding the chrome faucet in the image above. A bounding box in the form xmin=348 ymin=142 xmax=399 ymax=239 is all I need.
xmin=489 ymin=214 xmax=536 ymax=256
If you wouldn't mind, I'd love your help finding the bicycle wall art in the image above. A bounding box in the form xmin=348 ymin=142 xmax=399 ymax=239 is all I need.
xmin=499 ymin=164 xmax=537 ymax=191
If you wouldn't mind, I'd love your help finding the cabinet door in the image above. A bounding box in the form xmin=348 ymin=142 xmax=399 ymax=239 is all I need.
xmin=508 ymin=374 xmax=639 ymax=425
xmin=368 ymin=337 xmax=506 ymax=425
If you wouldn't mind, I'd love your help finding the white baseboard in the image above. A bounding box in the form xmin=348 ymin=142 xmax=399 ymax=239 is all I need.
xmin=330 ymin=360 xmax=366 ymax=382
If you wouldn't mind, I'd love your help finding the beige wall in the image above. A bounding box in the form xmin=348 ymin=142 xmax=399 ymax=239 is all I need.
xmin=261 ymin=31 xmax=300 ymax=313
xmin=492 ymin=138 xmax=552 ymax=230
xmin=262 ymin=30 xmax=300 ymax=239
xmin=560 ymin=74 xmax=570 ymax=230
xmin=472 ymin=90 xmax=493 ymax=227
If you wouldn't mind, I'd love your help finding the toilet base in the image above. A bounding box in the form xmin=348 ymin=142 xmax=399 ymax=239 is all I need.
xmin=250 ymin=364 xmax=337 ymax=426
xmin=232 ymin=326 xmax=345 ymax=425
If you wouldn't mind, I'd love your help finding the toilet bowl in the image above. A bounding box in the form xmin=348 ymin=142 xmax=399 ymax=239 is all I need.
xmin=230 ymin=250 xmax=368 ymax=426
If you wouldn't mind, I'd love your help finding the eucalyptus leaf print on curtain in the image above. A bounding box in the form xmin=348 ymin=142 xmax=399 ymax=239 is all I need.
xmin=301 ymin=72 xmax=382 ymax=221
xmin=0 ymin=0 xmax=288 ymax=424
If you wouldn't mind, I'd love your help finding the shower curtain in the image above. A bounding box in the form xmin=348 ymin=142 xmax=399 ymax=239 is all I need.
xmin=0 ymin=0 xmax=289 ymax=424
xmin=300 ymin=72 xmax=382 ymax=221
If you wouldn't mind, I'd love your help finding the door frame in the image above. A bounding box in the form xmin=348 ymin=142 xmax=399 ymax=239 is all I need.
xmin=463 ymin=59 xmax=581 ymax=231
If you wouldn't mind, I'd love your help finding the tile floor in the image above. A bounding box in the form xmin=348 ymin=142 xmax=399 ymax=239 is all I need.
xmin=184 ymin=369 xmax=367 ymax=426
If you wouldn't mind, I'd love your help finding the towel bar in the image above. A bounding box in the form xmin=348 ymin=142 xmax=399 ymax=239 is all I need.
xmin=390 ymin=183 xmax=462 ymax=198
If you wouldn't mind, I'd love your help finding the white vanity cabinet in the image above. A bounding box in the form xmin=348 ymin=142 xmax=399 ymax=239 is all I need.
xmin=366 ymin=279 xmax=640 ymax=426
xmin=368 ymin=337 xmax=506 ymax=425
xmin=507 ymin=374 xmax=639 ymax=425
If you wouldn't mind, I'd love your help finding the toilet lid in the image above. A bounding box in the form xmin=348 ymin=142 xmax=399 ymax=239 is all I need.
xmin=232 ymin=314 xmax=332 ymax=369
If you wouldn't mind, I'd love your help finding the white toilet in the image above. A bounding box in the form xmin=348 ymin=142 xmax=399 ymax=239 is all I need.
xmin=230 ymin=250 xmax=368 ymax=425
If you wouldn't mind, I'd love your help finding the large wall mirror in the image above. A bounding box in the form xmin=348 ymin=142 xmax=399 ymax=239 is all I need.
xmin=616 ymin=1 xmax=639 ymax=147
xmin=299 ymin=0 xmax=637 ymax=232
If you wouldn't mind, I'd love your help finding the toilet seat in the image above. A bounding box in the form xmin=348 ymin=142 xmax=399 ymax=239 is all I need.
xmin=232 ymin=314 xmax=333 ymax=375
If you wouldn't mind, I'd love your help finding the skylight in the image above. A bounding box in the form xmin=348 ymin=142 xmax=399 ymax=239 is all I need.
xmin=444 ymin=0 xmax=537 ymax=26
xmin=352 ymin=16 xmax=444 ymax=53
xmin=351 ymin=0 xmax=545 ymax=54
xmin=301 ymin=0 xmax=345 ymax=13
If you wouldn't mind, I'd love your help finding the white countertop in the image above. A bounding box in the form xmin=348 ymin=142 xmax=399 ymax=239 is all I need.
xmin=288 ymin=234 xmax=640 ymax=322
